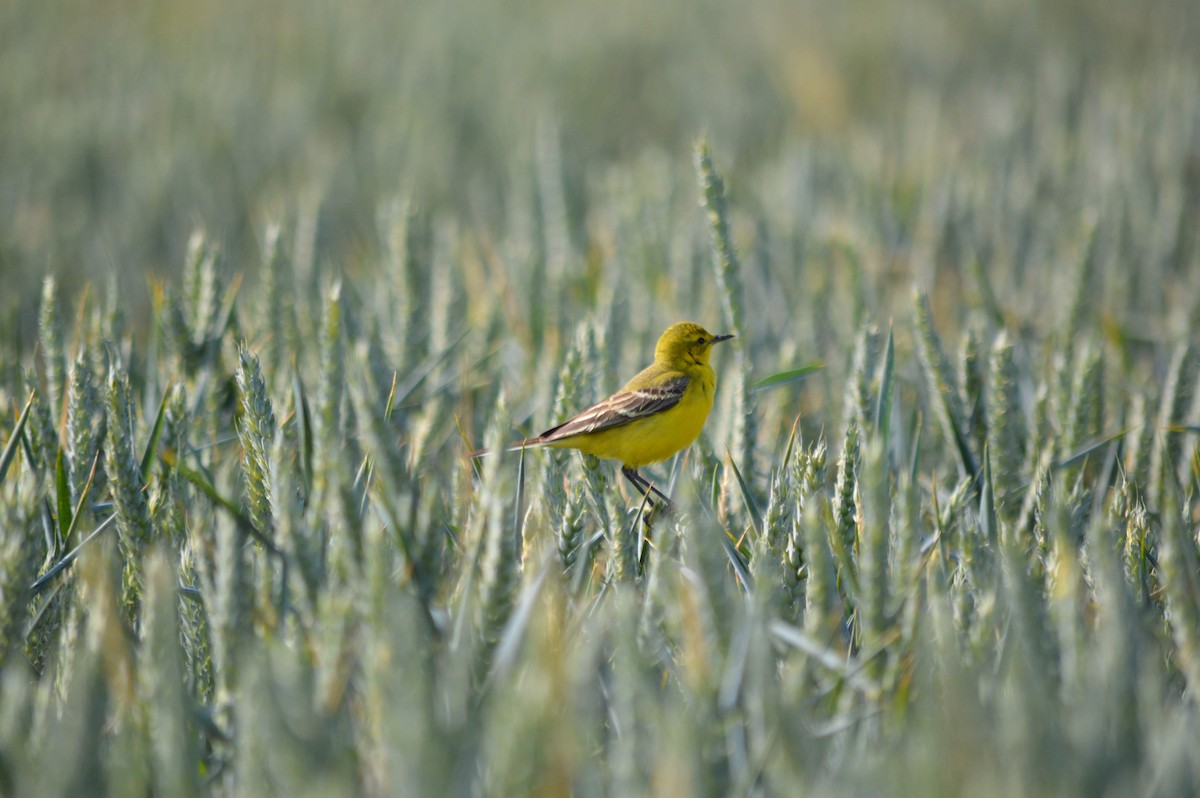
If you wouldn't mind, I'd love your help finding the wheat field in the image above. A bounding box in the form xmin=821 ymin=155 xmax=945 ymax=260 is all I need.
xmin=2 ymin=0 xmax=1200 ymax=795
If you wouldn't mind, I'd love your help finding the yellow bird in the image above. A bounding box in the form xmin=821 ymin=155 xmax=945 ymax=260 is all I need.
xmin=478 ymin=321 xmax=734 ymax=505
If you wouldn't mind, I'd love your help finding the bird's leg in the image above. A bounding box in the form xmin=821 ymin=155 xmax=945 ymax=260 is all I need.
xmin=621 ymin=467 xmax=673 ymax=509
xmin=622 ymin=467 xmax=668 ymax=574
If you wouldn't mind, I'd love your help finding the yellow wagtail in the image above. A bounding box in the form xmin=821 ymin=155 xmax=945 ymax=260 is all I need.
xmin=474 ymin=321 xmax=734 ymax=506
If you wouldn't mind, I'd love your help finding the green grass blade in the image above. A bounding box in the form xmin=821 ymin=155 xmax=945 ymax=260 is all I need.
xmin=384 ymin=370 xmax=398 ymax=421
xmin=1052 ymin=427 xmax=1134 ymax=473
xmin=979 ymin=445 xmax=996 ymax=544
xmin=629 ymin=488 xmax=655 ymax=571
xmin=948 ymin=409 xmax=980 ymax=491
xmin=292 ymin=369 xmax=314 ymax=493
xmin=781 ymin=414 xmax=802 ymax=471
xmin=721 ymin=531 xmax=753 ymax=591
xmin=139 ymin=386 xmax=171 ymax=483
xmin=768 ymin=620 xmax=880 ymax=696
xmin=726 ymin=448 xmax=763 ymax=538
xmin=392 ymin=327 xmax=473 ymax=408
xmin=54 ymin=445 xmax=72 ymax=545
xmin=62 ymin=451 xmax=101 ymax=549
xmin=25 ymin=580 xmax=68 ymax=639
xmin=752 ymin=363 xmax=825 ymax=394
xmin=0 ymin=392 xmax=35 ymax=486
xmin=29 ymin=511 xmax=117 ymax=596
xmin=908 ymin=411 xmax=923 ymax=486
xmin=173 ymin=457 xmax=279 ymax=554
xmin=913 ymin=290 xmax=979 ymax=485
xmin=514 ymin=444 xmax=527 ymax=559
xmin=872 ymin=326 xmax=895 ymax=445
xmin=1192 ymin=445 xmax=1200 ymax=494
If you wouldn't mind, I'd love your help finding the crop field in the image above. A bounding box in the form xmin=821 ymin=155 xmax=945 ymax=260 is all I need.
xmin=3 ymin=0 xmax=1200 ymax=795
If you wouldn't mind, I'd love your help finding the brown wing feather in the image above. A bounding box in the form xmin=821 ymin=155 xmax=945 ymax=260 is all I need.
xmin=528 ymin=375 xmax=690 ymax=444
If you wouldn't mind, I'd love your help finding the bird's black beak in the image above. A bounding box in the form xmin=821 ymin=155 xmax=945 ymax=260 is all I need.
xmin=711 ymin=333 xmax=735 ymax=344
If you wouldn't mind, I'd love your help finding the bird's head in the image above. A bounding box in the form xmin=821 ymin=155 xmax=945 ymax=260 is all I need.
xmin=654 ymin=321 xmax=735 ymax=369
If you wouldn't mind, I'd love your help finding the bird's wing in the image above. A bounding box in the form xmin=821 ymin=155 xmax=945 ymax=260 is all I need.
xmin=529 ymin=374 xmax=691 ymax=443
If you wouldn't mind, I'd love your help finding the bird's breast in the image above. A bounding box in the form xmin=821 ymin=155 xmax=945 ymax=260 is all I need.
xmin=694 ymin=366 xmax=717 ymax=403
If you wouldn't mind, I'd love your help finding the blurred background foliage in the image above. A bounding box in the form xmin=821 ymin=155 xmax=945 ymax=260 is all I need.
xmin=2 ymin=0 xmax=1197 ymax=331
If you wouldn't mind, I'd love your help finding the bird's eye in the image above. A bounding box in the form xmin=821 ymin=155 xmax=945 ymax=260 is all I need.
xmin=697 ymin=337 xmax=706 ymax=345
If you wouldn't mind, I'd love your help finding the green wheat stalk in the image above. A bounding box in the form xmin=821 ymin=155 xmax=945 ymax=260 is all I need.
xmin=139 ymin=550 xmax=199 ymax=798
xmin=913 ymin=288 xmax=978 ymax=482
xmin=987 ymin=331 xmax=1026 ymax=515
xmin=38 ymin=276 xmax=66 ymax=417
xmin=1150 ymin=343 xmax=1195 ymax=508
xmin=958 ymin=325 xmax=986 ymax=459
xmin=235 ymin=347 xmax=277 ymax=538
xmin=66 ymin=353 xmax=103 ymax=507
xmin=830 ymin=415 xmax=861 ymax=605
xmin=1156 ymin=483 xmax=1200 ymax=693
xmin=844 ymin=324 xmax=880 ymax=435
xmin=104 ymin=371 xmax=153 ymax=619
xmin=474 ymin=392 xmax=520 ymax=674
xmin=696 ymin=139 xmax=754 ymax=478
